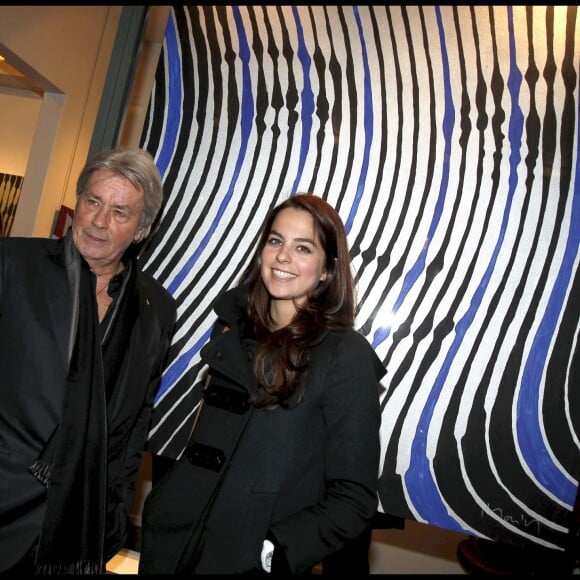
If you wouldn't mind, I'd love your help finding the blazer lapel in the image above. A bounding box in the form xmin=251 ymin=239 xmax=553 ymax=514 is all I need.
xmin=45 ymin=244 xmax=74 ymax=369
xmin=107 ymin=275 xmax=161 ymax=420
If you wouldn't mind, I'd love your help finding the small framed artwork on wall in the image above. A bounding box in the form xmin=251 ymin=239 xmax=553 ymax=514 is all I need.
xmin=0 ymin=172 xmax=23 ymax=236
xmin=52 ymin=205 xmax=74 ymax=238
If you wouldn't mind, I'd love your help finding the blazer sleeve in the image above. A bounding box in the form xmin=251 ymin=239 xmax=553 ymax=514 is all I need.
xmin=119 ymin=287 xmax=177 ymax=489
xmin=105 ymin=284 xmax=177 ymax=559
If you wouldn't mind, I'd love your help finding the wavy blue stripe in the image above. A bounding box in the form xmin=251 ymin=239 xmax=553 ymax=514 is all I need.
xmin=156 ymin=11 xmax=181 ymax=178
xmin=154 ymin=327 xmax=212 ymax=403
xmin=516 ymin=55 xmax=580 ymax=504
xmin=290 ymin=6 xmax=313 ymax=194
xmin=167 ymin=7 xmax=254 ymax=295
xmin=372 ymin=5 xmax=453 ymax=349
xmin=397 ymin=6 xmax=467 ymax=532
xmin=404 ymin=6 xmax=525 ymax=530
xmin=345 ymin=5 xmax=373 ymax=234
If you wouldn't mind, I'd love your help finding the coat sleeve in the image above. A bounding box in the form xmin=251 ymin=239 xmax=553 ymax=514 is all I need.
xmin=268 ymin=330 xmax=386 ymax=574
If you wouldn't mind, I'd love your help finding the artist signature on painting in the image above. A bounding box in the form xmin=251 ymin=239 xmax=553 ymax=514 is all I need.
xmin=484 ymin=506 xmax=541 ymax=534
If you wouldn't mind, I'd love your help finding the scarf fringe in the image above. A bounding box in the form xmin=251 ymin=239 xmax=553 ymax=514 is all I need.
xmin=29 ymin=460 xmax=51 ymax=488
xmin=34 ymin=559 xmax=104 ymax=575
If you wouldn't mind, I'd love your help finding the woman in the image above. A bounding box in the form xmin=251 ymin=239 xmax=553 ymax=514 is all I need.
xmin=139 ymin=193 xmax=385 ymax=575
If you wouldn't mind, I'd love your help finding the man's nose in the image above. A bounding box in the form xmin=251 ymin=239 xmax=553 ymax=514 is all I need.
xmin=92 ymin=206 xmax=111 ymax=227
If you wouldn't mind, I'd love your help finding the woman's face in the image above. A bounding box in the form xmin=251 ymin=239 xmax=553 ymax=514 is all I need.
xmin=260 ymin=207 xmax=327 ymax=323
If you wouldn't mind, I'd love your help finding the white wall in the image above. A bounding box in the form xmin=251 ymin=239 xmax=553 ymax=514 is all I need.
xmin=0 ymin=92 xmax=41 ymax=176
xmin=0 ymin=6 xmax=121 ymax=237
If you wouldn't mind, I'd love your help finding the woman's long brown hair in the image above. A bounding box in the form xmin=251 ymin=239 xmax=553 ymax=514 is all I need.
xmin=241 ymin=193 xmax=355 ymax=408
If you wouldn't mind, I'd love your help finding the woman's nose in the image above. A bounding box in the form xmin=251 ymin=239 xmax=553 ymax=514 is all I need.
xmin=276 ymin=246 xmax=290 ymax=262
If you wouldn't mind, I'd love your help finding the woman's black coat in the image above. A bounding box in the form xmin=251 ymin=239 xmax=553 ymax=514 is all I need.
xmin=140 ymin=284 xmax=385 ymax=574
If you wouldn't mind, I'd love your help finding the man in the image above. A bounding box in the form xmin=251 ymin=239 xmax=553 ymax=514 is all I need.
xmin=0 ymin=148 xmax=177 ymax=574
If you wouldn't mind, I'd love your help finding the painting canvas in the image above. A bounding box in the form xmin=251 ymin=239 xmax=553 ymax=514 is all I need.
xmin=137 ymin=5 xmax=579 ymax=551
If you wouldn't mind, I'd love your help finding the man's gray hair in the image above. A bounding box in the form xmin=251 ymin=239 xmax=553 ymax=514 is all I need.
xmin=76 ymin=148 xmax=163 ymax=237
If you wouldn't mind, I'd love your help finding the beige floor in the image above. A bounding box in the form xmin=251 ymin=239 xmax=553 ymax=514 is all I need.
xmin=106 ymin=520 xmax=468 ymax=575
xmin=369 ymin=520 xmax=468 ymax=574
xmin=106 ymin=548 xmax=140 ymax=575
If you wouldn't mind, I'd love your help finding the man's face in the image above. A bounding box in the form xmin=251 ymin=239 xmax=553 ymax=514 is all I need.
xmin=72 ymin=169 xmax=145 ymax=273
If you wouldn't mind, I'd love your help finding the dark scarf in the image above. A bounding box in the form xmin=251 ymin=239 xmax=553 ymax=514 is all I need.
xmin=31 ymin=254 xmax=108 ymax=574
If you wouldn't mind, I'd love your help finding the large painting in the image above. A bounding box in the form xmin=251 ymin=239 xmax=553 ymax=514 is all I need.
xmin=138 ymin=5 xmax=580 ymax=551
